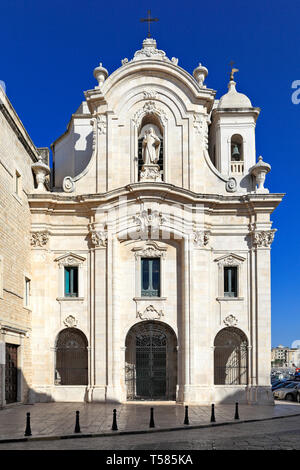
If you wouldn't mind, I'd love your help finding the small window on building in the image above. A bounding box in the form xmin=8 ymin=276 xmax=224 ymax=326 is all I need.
xmin=141 ymin=258 xmax=160 ymax=297
xmin=24 ymin=277 xmax=31 ymax=307
xmin=224 ymin=266 xmax=237 ymax=297
xmin=64 ymin=267 xmax=78 ymax=297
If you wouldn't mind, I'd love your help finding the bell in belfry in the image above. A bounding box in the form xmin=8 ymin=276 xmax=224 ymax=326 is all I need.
xmin=232 ymin=144 xmax=240 ymax=161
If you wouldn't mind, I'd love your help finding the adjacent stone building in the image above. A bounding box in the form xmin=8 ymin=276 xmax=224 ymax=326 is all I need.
xmin=0 ymin=37 xmax=284 ymax=405
xmin=0 ymin=86 xmax=49 ymax=406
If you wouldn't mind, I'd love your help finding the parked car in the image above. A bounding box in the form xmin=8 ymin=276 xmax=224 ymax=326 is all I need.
xmin=273 ymin=382 xmax=300 ymax=401
xmin=272 ymin=380 xmax=293 ymax=391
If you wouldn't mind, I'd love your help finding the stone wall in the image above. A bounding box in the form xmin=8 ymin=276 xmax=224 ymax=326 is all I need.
xmin=0 ymin=90 xmax=38 ymax=405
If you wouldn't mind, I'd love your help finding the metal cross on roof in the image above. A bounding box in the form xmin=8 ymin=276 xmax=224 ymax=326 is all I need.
xmin=140 ymin=10 xmax=159 ymax=38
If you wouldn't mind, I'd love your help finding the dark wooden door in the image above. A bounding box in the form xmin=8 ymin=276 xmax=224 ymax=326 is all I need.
xmin=5 ymin=344 xmax=18 ymax=403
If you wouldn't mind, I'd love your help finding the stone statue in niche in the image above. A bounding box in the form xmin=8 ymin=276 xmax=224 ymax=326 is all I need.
xmin=142 ymin=127 xmax=161 ymax=165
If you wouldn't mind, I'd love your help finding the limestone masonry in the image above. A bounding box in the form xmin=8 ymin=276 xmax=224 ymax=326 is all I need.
xmin=0 ymin=37 xmax=284 ymax=406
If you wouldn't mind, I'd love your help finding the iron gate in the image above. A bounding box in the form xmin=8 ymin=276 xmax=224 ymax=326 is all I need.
xmin=135 ymin=327 xmax=167 ymax=399
xmin=5 ymin=344 xmax=18 ymax=403
xmin=55 ymin=328 xmax=88 ymax=385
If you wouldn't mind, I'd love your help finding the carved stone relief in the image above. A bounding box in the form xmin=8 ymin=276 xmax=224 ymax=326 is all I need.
xmin=137 ymin=305 xmax=164 ymax=321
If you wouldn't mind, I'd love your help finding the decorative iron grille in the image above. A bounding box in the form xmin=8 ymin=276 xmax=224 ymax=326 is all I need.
xmin=125 ymin=322 xmax=170 ymax=400
xmin=55 ymin=328 xmax=88 ymax=385
xmin=214 ymin=328 xmax=248 ymax=385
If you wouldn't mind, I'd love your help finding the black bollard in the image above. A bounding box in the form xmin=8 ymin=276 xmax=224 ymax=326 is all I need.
xmin=74 ymin=410 xmax=81 ymax=433
xmin=149 ymin=407 xmax=155 ymax=428
xmin=184 ymin=405 xmax=189 ymax=425
xmin=210 ymin=403 xmax=216 ymax=423
xmin=112 ymin=409 xmax=118 ymax=431
xmin=234 ymin=402 xmax=239 ymax=420
xmin=24 ymin=412 xmax=32 ymax=436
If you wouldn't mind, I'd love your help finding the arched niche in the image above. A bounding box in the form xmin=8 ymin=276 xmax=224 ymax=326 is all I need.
xmin=138 ymin=115 xmax=164 ymax=181
xmin=55 ymin=328 xmax=88 ymax=386
xmin=214 ymin=327 xmax=248 ymax=385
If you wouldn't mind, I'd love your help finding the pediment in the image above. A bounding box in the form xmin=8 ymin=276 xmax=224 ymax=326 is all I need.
xmin=54 ymin=252 xmax=86 ymax=266
xmin=132 ymin=241 xmax=167 ymax=258
xmin=214 ymin=253 xmax=246 ymax=265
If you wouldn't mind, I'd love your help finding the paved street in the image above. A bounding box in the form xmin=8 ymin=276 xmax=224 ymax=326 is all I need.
xmin=0 ymin=414 xmax=300 ymax=450
xmin=0 ymin=400 xmax=300 ymax=445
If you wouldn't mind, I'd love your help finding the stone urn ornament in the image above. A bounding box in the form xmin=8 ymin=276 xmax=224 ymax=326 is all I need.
xmin=250 ymin=156 xmax=271 ymax=193
xmin=31 ymin=155 xmax=50 ymax=191
xmin=93 ymin=62 xmax=108 ymax=88
xmin=193 ymin=63 xmax=208 ymax=87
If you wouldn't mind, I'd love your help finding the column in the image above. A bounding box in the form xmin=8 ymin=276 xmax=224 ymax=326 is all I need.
xmin=106 ymin=236 xmax=122 ymax=401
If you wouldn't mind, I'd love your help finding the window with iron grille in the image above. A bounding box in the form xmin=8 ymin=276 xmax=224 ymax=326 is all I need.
xmin=141 ymin=258 xmax=160 ymax=297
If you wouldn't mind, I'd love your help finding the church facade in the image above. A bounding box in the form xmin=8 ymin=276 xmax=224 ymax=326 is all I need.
xmin=0 ymin=37 xmax=284 ymax=406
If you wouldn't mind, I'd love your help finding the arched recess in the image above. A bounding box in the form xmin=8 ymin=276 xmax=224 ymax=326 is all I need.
xmin=55 ymin=328 xmax=88 ymax=385
xmin=138 ymin=115 xmax=164 ymax=181
xmin=125 ymin=321 xmax=177 ymax=400
xmin=131 ymin=101 xmax=169 ymax=183
xmin=230 ymin=134 xmax=244 ymax=175
xmin=214 ymin=327 xmax=248 ymax=385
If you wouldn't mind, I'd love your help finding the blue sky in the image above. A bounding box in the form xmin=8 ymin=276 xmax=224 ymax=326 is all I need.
xmin=1 ymin=0 xmax=299 ymax=346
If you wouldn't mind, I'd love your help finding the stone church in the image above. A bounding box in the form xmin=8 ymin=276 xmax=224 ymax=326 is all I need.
xmin=0 ymin=36 xmax=284 ymax=406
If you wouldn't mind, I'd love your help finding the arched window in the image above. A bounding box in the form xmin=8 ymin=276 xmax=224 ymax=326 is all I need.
xmin=55 ymin=328 xmax=88 ymax=385
xmin=230 ymin=134 xmax=244 ymax=174
xmin=214 ymin=327 xmax=248 ymax=385
xmin=138 ymin=115 xmax=164 ymax=181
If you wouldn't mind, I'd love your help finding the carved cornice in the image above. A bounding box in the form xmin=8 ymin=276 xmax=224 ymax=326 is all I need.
xmin=30 ymin=231 xmax=49 ymax=247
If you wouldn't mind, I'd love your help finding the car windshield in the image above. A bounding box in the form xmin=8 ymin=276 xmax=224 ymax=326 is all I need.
xmin=284 ymin=383 xmax=296 ymax=388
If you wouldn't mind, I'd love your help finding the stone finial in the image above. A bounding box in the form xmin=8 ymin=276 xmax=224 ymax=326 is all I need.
xmin=31 ymin=155 xmax=50 ymax=191
xmin=93 ymin=62 xmax=108 ymax=88
xmin=250 ymin=156 xmax=271 ymax=193
xmin=193 ymin=63 xmax=208 ymax=87
xmin=132 ymin=38 xmax=170 ymax=62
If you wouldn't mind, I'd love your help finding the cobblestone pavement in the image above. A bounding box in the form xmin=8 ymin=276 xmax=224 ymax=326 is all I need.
xmin=1 ymin=415 xmax=300 ymax=450
xmin=0 ymin=400 xmax=299 ymax=441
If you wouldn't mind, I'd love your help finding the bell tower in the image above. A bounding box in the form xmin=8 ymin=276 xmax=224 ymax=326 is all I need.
xmin=209 ymin=69 xmax=260 ymax=182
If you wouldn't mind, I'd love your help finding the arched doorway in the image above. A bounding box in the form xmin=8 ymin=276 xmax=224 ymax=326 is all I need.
xmin=55 ymin=328 xmax=88 ymax=385
xmin=125 ymin=321 xmax=177 ymax=400
xmin=214 ymin=327 xmax=248 ymax=385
